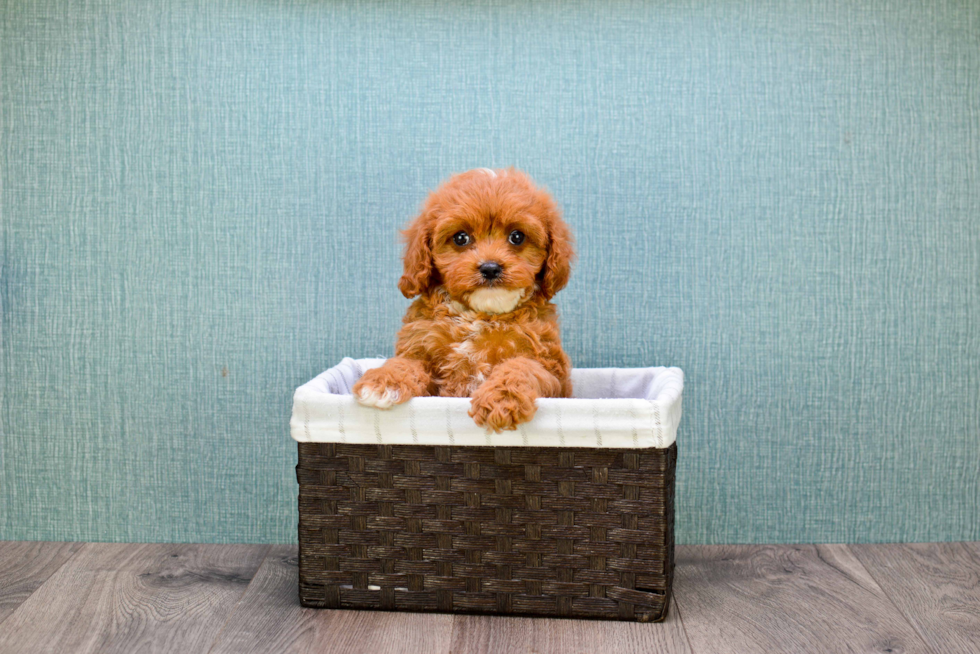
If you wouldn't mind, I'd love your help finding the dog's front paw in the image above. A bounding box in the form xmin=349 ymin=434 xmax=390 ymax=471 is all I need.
xmin=353 ymin=369 xmax=413 ymax=409
xmin=469 ymin=382 xmax=536 ymax=432
xmin=354 ymin=383 xmax=401 ymax=409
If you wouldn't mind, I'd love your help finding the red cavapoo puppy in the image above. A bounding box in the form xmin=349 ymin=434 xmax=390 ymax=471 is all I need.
xmin=352 ymin=167 xmax=574 ymax=432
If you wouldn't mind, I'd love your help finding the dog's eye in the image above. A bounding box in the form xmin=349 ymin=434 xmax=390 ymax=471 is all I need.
xmin=508 ymin=230 xmax=525 ymax=246
xmin=452 ymin=231 xmax=471 ymax=247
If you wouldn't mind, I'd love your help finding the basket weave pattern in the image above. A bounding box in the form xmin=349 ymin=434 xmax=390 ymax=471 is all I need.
xmin=297 ymin=442 xmax=676 ymax=621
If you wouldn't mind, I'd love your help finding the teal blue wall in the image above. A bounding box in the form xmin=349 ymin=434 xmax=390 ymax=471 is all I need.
xmin=2 ymin=0 xmax=978 ymax=545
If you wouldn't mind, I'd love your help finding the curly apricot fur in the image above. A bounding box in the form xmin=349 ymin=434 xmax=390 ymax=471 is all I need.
xmin=356 ymin=168 xmax=574 ymax=432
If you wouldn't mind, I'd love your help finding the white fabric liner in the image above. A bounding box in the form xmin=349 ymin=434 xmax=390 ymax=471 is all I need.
xmin=291 ymin=358 xmax=683 ymax=449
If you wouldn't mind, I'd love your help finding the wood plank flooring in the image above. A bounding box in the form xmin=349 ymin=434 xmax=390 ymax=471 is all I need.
xmin=0 ymin=541 xmax=977 ymax=654
xmin=673 ymin=544 xmax=932 ymax=654
xmin=0 ymin=543 xmax=267 ymax=654
xmin=852 ymin=542 xmax=980 ymax=654
xmin=0 ymin=541 xmax=83 ymax=625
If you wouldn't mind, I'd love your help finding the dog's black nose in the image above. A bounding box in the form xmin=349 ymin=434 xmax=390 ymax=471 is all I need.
xmin=479 ymin=261 xmax=503 ymax=281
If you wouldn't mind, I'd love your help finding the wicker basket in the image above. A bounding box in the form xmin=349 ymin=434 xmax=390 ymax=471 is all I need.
xmin=292 ymin=359 xmax=682 ymax=622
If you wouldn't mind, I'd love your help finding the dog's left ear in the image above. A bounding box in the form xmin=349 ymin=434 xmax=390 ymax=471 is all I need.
xmin=539 ymin=208 xmax=575 ymax=299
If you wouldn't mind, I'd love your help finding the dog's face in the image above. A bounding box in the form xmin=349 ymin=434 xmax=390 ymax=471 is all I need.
xmin=398 ymin=168 xmax=573 ymax=312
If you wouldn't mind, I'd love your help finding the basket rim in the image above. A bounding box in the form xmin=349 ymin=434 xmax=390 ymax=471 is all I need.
xmin=290 ymin=359 xmax=683 ymax=450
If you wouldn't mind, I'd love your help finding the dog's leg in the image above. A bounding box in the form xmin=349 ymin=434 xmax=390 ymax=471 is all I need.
xmin=469 ymin=357 xmax=562 ymax=432
xmin=353 ymin=357 xmax=432 ymax=409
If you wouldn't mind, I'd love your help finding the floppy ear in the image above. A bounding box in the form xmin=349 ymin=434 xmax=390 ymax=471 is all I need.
xmin=540 ymin=212 xmax=575 ymax=299
xmin=397 ymin=210 xmax=436 ymax=298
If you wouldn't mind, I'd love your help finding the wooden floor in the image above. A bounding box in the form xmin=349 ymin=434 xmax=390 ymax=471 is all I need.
xmin=0 ymin=542 xmax=978 ymax=653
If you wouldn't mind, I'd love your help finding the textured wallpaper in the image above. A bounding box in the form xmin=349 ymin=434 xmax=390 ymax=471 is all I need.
xmin=1 ymin=0 xmax=978 ymax=545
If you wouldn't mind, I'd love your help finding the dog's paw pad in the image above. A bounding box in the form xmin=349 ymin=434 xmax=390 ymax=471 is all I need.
xmin=355 ymin=386 xmax=400 ymax=409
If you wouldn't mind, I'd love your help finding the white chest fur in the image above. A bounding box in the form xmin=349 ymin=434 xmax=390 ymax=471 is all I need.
xmin=466 ymin=287 xmax=526 ymax=314
xmin=451 ymin=320 xmax=487 ymax=388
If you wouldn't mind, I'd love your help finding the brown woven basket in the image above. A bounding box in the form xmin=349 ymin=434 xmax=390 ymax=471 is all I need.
xmin=296 ymin=441 xmax=676 ymax=621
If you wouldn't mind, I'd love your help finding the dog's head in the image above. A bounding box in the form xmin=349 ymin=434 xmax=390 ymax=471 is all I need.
xmin=398 ymin=168 xmax=574 ymax=313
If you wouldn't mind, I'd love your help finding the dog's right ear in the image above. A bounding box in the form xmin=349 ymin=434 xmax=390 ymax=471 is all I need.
xmin=397 ymin=210 xmax=436 ymax=298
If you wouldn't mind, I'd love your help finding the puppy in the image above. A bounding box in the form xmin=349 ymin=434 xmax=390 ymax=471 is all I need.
xmin=352 ymin=168 xmax=574 ymax=432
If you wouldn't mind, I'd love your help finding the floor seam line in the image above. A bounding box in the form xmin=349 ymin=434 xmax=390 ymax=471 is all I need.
xmin=204 ymin=543 xmax=273 ymax=654
xmin=671 ymin=591 xmax=699 ymax=654
xmin=844 ymin=544 xmax=941 ymax=654
xmin=0 ymin=541 xmax=88 ymax=630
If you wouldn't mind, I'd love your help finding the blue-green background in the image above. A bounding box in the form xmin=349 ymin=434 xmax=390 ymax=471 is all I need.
xmin=2 ymin=0 xmax=978 ymax=545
